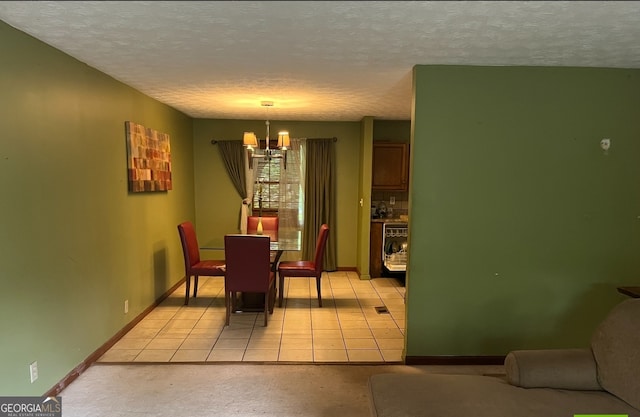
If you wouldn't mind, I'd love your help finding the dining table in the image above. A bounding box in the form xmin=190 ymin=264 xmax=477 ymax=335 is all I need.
xmin=200 ymin=229 xmax=302 ymax=311
xmin=201 ymin=229 xmax=301 ymax=268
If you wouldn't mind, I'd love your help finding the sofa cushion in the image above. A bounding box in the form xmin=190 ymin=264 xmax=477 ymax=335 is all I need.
xmin=505 ymin=348 xmax=601 ymax=390
xmin=368 ymin=373 xmax=640 ymax=417
xmin=591 ymin=298 xmax=640 ymax=410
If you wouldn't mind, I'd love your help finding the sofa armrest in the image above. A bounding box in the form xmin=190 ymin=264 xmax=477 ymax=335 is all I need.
xmin=505 ymin=348 xmax=602 ymax=390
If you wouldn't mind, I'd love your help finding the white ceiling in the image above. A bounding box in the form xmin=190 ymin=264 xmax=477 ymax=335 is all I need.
xmin=1 ymin=1 xmax=640 ymax=122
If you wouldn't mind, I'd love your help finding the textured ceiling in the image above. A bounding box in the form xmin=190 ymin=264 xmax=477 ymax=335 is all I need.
xmin=1 ymin=1 xmax=640 ymax=121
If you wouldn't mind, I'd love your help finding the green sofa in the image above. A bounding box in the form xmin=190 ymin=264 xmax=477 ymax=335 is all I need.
xmin=368 ymin=298 xmax=640 ymax=417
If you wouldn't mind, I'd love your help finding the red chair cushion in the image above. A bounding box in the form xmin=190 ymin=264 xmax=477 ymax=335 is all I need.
xmin=191 ymin=260 xmax=225 ymax=276
xmin=278 ymin=260 xmax=316 ymax=276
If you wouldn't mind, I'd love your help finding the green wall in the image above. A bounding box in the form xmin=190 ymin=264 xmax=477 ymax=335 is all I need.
xmin=374 ymin=120 xmax=411 ymax=141
xmin=7 ymin=14 xmax=638 ymax=393
xmin=0 ymin=21 xmax=194 ymax=394
xmin=358 ymin=117 xmax=374 ymax=278
xmin=407 ymin=65 xmax=640 ymax=356
xmin=191 ymin=119 xmax=362 ymax=267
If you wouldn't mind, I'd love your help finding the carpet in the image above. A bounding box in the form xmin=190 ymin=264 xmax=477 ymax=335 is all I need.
xmin=58 ymin=363 xmax=505 ymax=417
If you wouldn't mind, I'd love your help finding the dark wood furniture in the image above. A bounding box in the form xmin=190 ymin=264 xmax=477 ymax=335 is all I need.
xmin=370 ymin=221 xmax=383 ymax=278
xmin=617 ymin=286 xmax=640 ymax=298
xmin=372 ymin=141 xmax=409 ymax=191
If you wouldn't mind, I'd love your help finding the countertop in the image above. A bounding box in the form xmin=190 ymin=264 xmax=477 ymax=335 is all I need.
xmin=371 ymin=218 xmax=408 ymax=223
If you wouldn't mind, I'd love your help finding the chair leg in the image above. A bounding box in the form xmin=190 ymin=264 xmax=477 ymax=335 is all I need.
xmin=271 ymin=250 xmax=284 ymax=272
xmin=224 ymin=290 xmax=231 ymax=326
xmin=278 ymin=273 xmax=285 ymax=307
xmin=231 ymin=292 xmax=237 ymax=313
xmin=184 ymin=276 xmax=191 ymax=305
xmin=193 ymin=276 xmax=199 ymax=298
xmin=263 ymin=293 xmax=269 ymax=327
xmin=316 ymin=276 xmax=322 ymax=307
xmin=268 ymin=282 xmax=276 ymax=314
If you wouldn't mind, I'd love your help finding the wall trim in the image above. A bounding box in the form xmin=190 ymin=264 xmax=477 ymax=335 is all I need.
xmin=405 ymin=355 xmax=506 ymax=365
xmin=44 ymin=278 xmax=186 ymax=396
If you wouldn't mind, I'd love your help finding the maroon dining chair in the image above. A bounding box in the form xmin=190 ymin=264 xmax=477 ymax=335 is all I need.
xmin=277 ymin=224 xmax=329 ymax=308
xmin=177 ymin=221 xmax=225 ymax=305
xmin=224 ymin=234 xmax=276 ymax=326
xmin=247 ymin=216 xmax=279 ymax=233
xmin=248 ymin=216 xmax=280 ymax=267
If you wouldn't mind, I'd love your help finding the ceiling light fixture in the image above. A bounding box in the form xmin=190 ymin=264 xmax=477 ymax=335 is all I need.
xmin=243 ymin=101 xmax=290 ymax=169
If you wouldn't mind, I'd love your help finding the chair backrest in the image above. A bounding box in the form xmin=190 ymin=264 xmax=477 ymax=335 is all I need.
xmin=313 ymin=224 xmax=330 ymax=274
xmin=224 ymin=234 xmax=272 ymax=293
xmin=247 ymin=216 xmax=279 ymax=233
xmin=177 ymin=221 xmax=201 ymax=271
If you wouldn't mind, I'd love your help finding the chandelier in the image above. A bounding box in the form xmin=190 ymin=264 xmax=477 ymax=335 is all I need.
xmin=243 ymin=101 xmax=290 ymax=169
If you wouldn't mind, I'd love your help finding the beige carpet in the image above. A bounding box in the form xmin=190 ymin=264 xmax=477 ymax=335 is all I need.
xmin=58 ymin=363 xmax=505 ymax=417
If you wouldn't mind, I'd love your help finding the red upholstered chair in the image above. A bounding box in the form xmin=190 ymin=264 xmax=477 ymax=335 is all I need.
xmin=224 ymin=234 xmax=276 ymax=326
xmin=247 ymin=216 xmax=279 ymax=234
xmin=277 ymin=224 xmax=329 ymax=308
xmin=177 ymin=221 xmax=225 ymax=305
xmin=248 ymin=216 xmax=279 ymax=266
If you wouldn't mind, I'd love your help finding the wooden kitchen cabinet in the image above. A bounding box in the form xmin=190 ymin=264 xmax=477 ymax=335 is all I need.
xmin=372 ymin=142 xmax=409 ymax=191
xmin=369 ymin=221 xmax=383 ymax=278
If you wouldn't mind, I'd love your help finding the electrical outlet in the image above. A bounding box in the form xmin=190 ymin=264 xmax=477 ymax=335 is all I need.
xmin=30 ymin=361 xmax=38 ymax=383
xmin=124 ymin=300 xmax=129 ymax=314
xmin=389 ymin=196 xmax=396 ymax=205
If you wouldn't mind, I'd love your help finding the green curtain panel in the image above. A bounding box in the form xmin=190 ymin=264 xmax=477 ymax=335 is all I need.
xmin=303 ymin=138 xmax=337 ymax=271
xmin=217 ymin=140 xmax=248 ymax=231
xmin=217 ymin=140 xmax=247 ymax=199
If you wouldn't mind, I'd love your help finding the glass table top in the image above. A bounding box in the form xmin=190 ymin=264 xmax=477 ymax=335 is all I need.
xmin=200 ymin=230 xmax=301 ymax=252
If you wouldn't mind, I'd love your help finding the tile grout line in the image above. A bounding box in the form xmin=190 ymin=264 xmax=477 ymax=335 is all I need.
xmin=102 ymin=273 xmax=405 ymax=364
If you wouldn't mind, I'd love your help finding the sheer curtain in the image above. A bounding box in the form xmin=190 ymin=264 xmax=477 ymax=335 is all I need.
xmin=242 ymin=149 xmax=256 ymax=233
xmin=279 ymin=138 xmax=305 ymax=259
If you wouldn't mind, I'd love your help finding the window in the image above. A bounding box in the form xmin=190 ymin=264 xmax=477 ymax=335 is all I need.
xmin=253 ymin=156 xmax=281 ymax=212
xmin=251 ymin=141 xmax=304 ymax=231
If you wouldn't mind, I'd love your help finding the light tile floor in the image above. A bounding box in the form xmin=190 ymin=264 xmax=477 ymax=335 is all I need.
xmin=98 ymin=271 xmax=406 ymax=364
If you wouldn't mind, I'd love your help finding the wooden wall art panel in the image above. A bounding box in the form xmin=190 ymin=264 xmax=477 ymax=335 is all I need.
xmin=125 ymin=121 xmax=172 ymax=192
